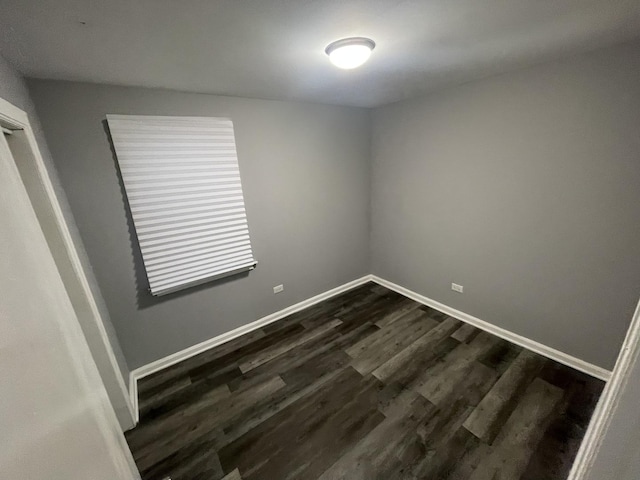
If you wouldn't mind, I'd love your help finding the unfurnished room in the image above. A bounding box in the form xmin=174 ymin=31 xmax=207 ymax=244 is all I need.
xmin=1 ymin=1 xmax=640 ymax=479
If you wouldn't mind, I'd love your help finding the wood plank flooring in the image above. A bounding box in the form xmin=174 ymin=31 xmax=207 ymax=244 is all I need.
xmin=126 ymin=282 xmax=604 ymax=480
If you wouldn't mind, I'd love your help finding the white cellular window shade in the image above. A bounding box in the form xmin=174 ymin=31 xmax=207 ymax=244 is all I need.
xmin=107 ymin=115 xmax=256 ymax=296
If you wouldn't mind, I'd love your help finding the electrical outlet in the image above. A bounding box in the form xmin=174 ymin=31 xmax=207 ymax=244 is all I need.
xmin=273 ymin=284 xmax=284 ymax=294
xmin=451 ymin=283 xmax=464 ymax=293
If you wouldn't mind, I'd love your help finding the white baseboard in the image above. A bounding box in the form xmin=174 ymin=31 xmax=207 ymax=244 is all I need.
xmin=370 ymin=275 xmax=612 ymax=382
xmin=127 ymin=274 xmax=373 ymax=425
xmin=128 ymin=374 xmax=138 ymax=427
xmin=127 ymin=272 xmax=612 ymax=427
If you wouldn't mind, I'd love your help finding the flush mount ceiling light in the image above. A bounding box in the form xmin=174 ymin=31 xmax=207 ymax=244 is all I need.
xmin=325 ymin=37 xmax=376 ymax=69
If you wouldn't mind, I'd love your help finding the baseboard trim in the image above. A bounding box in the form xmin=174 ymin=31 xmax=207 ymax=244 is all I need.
xmin=128 ymin=274 xmax=373 ymax=425
xmin=128 ymin=374 xmax=138 ymax=427
xmin=127 ymin=272 xmax=612 ymax=426
xmin=370 ymin=275 xmax=612 ymax=382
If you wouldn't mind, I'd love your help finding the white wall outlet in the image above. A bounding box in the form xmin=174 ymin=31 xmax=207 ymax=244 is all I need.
xmin=273 ymin=284 xmax=284 ymax=294
xmin=451 ymin=283 xmax=464 ymax=293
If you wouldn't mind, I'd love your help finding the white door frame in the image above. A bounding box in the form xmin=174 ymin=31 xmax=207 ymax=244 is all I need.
xmin=568 ymin=295 xmax=640 ymax=479
xmin=0 ymin=96 xmax=136 ymax=429
xmin=0 ymin=115 xmax=139 ymax=479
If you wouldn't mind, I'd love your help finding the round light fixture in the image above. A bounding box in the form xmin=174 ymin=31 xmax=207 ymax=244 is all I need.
xmin=325 ymin=37 xmax=375 ymax=69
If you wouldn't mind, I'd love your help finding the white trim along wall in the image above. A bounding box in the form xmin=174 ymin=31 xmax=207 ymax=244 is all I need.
xmin=129 ymin=274 xmax=612 ymax=423
xmin=370 ymin=275 xmax=611 ymax=382
xmin=128 ymin=275 xmax=373 ymax=422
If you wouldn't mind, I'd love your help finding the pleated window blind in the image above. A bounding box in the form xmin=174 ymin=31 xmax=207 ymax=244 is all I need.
xmin=107 ymin=115 xmax=256 ymax=296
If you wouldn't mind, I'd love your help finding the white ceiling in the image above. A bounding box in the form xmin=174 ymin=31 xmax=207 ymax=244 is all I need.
xmin=1 ymin=0 xmax=640 ymax=107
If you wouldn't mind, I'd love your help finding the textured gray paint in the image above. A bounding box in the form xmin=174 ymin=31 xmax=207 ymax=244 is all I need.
xmin=371 ymin=41 xmax=640 ymax=370
xmin=0 ymin=54 xmax=133 ymax=427
xmin=28 ymin=80 xmax=371 ymax=369
xmin=0 ymin=54 xmax=30 ymax=108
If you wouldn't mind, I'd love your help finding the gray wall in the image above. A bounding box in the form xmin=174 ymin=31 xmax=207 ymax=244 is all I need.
xmin=371 ymin=40 xmax=640 ymax=370
xmin=28 ymin=80 xmax=371 ymax=369
xmin=0 ymin=54 xmax=30 ymax=107
xmin=0 ymin=54 xmax=133 ymax=429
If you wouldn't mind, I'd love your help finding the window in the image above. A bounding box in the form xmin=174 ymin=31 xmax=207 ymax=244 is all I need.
xmin=107 ymin=115 xmax=256 ymax=296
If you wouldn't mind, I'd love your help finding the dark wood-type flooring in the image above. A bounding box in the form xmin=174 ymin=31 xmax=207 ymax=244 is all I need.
xmin=126 ymin=282 xmax=604 ymax=480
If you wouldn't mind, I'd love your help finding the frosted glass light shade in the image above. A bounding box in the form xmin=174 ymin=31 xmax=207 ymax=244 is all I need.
xmin=325 ymin=37 xmax=375 ymax=69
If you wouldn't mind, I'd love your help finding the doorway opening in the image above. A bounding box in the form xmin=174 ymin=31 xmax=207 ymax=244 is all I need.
xmin=0 ymin=97 xmax=135 ymax=430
